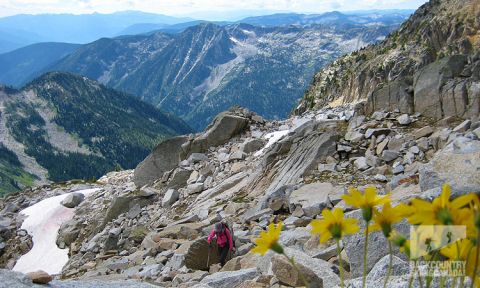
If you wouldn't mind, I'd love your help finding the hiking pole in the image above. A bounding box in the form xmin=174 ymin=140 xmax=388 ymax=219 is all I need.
xmin=206 ymin=243 xmax=211 ymax=269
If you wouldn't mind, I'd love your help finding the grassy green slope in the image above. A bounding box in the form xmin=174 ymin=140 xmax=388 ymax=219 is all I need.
xmin=0 ymin=145 xmax=37 ymax=196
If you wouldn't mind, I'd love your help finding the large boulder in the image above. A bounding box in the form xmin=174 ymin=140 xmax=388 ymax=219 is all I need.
xmin=184 ymin=113 xmax=249 ymax=156
xmin=102 ymin=195 xmax=152 ymax=228
xmin=167 ymin=168 xmax=192 ymax=189
xmin=278 ymin=227 xmax=313 ymax=250
xmin=199 ymin=268 xmax=260 ymax=288
xmin=26 ymin=270 xmax=52 ymax=284
xmin=346 ymin=255 xmax=418 ymax=288
xmin=282 ymin=248 xmax=340 ymax=287
xmin=61 ymin=193 xmax=85 ymax=208
xmin=57 ymin=219 xmax=80 ymax=246
xmin=366 ymin=254 xmax=410 ymax=283
xmin=162 ymin=189 xmax=179 ymax=207
xmin=134 ymin=136 xmax=189 ymax=187
xmin=155 ymin=223 xmax=203 ymax=240
xmin=419 ymin=137 xmax=480 ymax=195
xmin=288 ymin=182 xmax=344 ymax=217
xmin=271 ymin=254 xmax=323 ymax=288
xmin=166 ymin=253 xmax=186 ymax=270
xmin=185 ymin=238 xmax=222 ymax=271
xmin=440 ymin=80 xmax=480 ymax=119
xmin=241 ymin=138 xmax=266 ymax=154
xmin=343 ymin=210 xmax=410 ymax=278
xmin=0 ymin=269 xmax=33 ymax=288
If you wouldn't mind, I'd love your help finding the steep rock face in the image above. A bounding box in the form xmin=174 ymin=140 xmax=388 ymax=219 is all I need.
xmin=412 ymin=55 xmax=479 ymax=119
xmin=50 ymin=33 xmax=174 ymax=86
xmin=300 ymin=0 xmax=480 ymax=120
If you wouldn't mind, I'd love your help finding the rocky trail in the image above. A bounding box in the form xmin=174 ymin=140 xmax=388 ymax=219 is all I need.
xmin=0 ymin=102 xmax=478 ymax=287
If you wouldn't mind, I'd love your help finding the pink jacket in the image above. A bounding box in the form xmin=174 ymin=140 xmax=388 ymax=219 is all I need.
xmin=208 ymin=227 xmax=233 ymax=251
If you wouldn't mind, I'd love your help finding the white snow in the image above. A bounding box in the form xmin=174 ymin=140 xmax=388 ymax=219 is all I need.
xmin=229 ymin=37 xmax=240 ymax=44
xmin=13 ymin=188 xmax=101 ymax=275
xmin=254 ymin=130 xmax=290 ymax=157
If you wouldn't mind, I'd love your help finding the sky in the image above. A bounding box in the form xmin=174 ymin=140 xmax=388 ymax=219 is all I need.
xmin=0 ymin=0 xmax=428 ymax=19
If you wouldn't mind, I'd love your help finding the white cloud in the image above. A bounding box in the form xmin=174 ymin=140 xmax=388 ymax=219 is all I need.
xmin=0 ymin=0 xmax=427 ymax=18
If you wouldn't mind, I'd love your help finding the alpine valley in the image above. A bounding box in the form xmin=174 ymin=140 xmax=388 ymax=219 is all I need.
xmin=0 ymin=72 xmax=191 ymax=194
xmin=0 ymin=11 xmax=412 ymax=131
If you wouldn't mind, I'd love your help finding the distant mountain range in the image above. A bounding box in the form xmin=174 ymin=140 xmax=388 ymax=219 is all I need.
xmin=0 ymin=11 xmax=192 ymax=53
xmin=0 ymin=12 xmax=409 ymax=130
xmin=0 ymin=72 xmax=191 ymax=194
xmin=0 ymin=10 xmax=414 ymax=53
xmin=236 ymin=10 xmax=413 ymax=27
xmin=0 ymin=42 xmax=81 ymax=86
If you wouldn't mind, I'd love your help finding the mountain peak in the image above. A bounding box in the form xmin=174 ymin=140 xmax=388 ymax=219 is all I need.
xmin=299 ymin=0 xmax=480 ymax=119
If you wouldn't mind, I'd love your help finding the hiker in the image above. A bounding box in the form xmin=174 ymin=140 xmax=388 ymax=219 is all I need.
xmin=207 ymin=222 xmax=234 ymax=267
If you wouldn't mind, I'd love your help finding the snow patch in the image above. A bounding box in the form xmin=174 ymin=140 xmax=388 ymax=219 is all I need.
xmin=229 ymin=37 xmax=240 ymax=44
xmin=13 ymin=188 xmax=101 ymax=275
xmin=254 ymin=130 xmax=290 ymax=157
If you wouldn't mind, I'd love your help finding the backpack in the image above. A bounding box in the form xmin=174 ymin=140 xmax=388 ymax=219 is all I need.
xmin=216 ymin=222 xmax=236 ymax=248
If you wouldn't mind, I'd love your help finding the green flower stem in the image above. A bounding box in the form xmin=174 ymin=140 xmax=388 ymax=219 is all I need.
xmin=284 ymin=253 xmax=309 ymax=288
xmin=384 ymin=241 xmax=393 ymax=288
xmin=408 ymin=260 xmax=417 ymax=288
xmin=440 ymin=276 xmax=446 ymax=288
xmin=426 ymin=250 xmax=440 ymax=288
xmin=417 ymin=265 xmax=424 ymax=288
xmin=471 ymin=230 xmax=480 ymax=288
xmin=362 ymin=222 xmax=370 ymax=288
xmin=463 ymin=243 xmax=475 ymax=288
xmin=336 ymin=239 xmax=345 ymax=288
xmin=459 ymin=272 xmax=466 ymax=288
xmin=451 ymin=241 xmax=462 ymax=288
xmin=452 ymin=277 xmax=458 ymax=288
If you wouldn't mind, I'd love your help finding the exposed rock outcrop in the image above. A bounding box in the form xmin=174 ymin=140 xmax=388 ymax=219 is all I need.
xmin=299 ymin=0 xmax=480 ymax=121
xmin=133 ymin=136 xmax=189 ymax=187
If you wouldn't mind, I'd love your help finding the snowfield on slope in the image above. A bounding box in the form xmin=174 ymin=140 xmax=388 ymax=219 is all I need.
xmin=13 ymin=188 xmax=101 ymax=275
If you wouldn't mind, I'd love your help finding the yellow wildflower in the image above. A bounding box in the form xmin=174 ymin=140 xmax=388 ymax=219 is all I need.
xmin=440 ymin=238 xmax=473 ymax=260
xmin=342 ymin=186 xmax=390 ymax=222
xmin=406 ymin=184 xmax=477 ymax=225
xmin=396 ymin=202 xmax=416 ymax=218
xmin=311 ymin=208 xmax=360 ymax=243
xmin=251 ymin=222 xmax=283 ymax=255
xmin=468 ymin=197 xmax=480 ymax=240
xmin=441 ymin=239 xmax=478 ymax=279
xmin=370 ymin=203 xmax=403 ymax=237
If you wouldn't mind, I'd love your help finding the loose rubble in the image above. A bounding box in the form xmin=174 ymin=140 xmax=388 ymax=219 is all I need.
xmin=0 ymin=105 xmax=478 ymax=287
